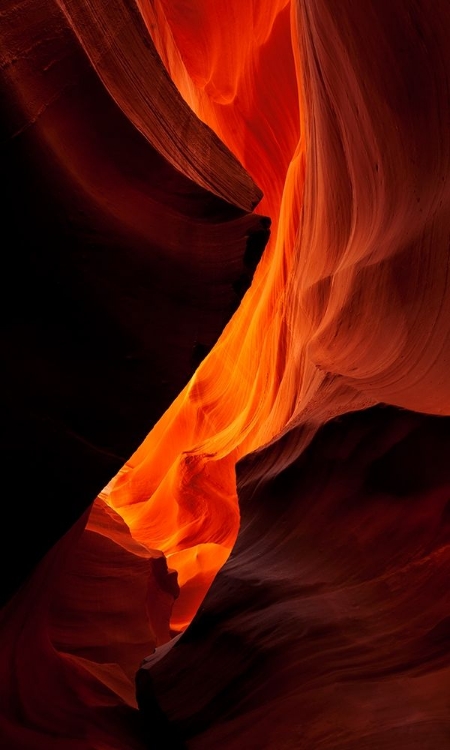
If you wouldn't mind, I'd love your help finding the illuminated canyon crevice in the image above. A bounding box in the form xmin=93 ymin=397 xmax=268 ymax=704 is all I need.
xmin=1 ymin=0 xmax=450 ymax=748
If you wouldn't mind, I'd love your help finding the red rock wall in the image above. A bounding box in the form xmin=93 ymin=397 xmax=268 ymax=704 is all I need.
xmin=2 ymin=1 xmax=450 ymax=748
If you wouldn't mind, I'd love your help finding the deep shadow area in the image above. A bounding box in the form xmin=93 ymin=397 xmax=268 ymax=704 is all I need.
xmin=140 ymin=405 xmax=450 ymax=749
xmin=0 ymin=67 xmax=269 ymax=604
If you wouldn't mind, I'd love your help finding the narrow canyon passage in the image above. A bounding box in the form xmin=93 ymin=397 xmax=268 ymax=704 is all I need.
xmin=1 ymin=1 xmax=450 ymax=748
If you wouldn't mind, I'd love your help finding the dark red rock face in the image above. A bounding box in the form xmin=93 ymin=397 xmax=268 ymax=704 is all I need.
xmin=2 ymin=1 xmax=450 ymax=748
xmin=143 ymin=406 xmax=450 ymax=748
xmin=0 ymin=0 xmax=266 ymax=603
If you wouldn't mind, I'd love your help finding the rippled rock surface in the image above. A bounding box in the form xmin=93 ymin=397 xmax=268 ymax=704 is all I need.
xmin=2 ymin=1 xmax=450 ymax=748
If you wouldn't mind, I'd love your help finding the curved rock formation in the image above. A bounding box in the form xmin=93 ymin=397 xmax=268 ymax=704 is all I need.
xmin=141 ymin=405 xmax=450 ymax=748
xmin=2 ymin=0 xmax=450 ymax=748
xmin=1 ymin=0 xmax=267 ymax=604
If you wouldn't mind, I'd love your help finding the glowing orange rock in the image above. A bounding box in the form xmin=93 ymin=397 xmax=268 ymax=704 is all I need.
xmin=2 ymin=0 xmax=450 ymax=748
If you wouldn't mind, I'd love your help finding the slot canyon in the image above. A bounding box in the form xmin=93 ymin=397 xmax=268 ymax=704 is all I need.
xmin=2 ymin=1 xmax=450 ymax=748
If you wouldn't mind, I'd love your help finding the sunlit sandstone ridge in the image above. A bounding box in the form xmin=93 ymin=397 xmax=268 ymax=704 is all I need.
xmin=102 ymin=0 xmax=450 ymax=629
xmin=100 ymin=0 xmax=305 ymax=631
xmin=1 ymin=0 xmax=450 ymax=748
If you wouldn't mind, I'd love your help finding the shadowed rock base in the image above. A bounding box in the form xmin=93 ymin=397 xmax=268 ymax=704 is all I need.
xmin=139 ymin=405 xmax=450 ymax=749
